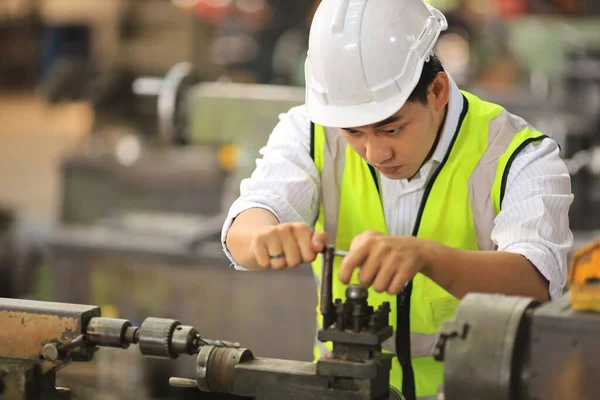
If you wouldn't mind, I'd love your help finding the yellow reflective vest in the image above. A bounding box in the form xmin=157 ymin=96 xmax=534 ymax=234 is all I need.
xmin=310 ymin=91 xmax=549 ymax=399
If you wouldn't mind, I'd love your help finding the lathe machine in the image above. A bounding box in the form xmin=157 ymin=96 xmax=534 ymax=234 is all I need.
xmin=0 ymin=244 xmax=599 ymax=400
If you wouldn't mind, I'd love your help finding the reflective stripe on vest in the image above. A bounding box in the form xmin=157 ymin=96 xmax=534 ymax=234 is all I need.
xmin=310 ymin=91 xmax=549 ymax=399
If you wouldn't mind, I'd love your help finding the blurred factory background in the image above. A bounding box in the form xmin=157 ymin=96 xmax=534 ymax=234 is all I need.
xmin=0 ymin=0 xmax=599 ymax=399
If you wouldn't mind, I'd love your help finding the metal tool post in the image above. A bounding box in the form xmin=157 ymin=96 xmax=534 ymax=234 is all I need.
xmin=173 ymin=245 xmax=401 ymax=399
xmin=316 ymin=246 xmax=395 ymax=389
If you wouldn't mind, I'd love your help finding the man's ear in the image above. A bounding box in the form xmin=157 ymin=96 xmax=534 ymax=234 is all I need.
xmin=428 ymin=72 xmax=450 ymax=111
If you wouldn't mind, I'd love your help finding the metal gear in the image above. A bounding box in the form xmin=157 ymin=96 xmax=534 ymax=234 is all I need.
xmin=138 ymin=317 xmax=180 ymax=359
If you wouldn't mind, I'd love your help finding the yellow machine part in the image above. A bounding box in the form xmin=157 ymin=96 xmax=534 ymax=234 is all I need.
xmin=568 ymin=240 xmax=600 ymax=312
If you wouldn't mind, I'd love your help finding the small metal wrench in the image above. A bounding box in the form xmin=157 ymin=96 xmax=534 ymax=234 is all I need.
xmin=320 ymin=245 xmax=349 ymax=327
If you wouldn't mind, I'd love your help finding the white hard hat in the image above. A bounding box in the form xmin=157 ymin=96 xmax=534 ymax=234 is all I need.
xmin=305 ymin=0 xmax=448 ymax=128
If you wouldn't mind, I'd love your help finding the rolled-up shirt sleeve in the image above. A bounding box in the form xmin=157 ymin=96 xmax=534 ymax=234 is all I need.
xmin=221 ymin=105 xmax=321 ymax=270
xmin=492 ymin=138 xmax=574 ymax=299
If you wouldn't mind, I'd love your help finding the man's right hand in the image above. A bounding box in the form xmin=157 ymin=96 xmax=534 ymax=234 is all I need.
xmin=250 ymin=223 xmax=328 ymax=269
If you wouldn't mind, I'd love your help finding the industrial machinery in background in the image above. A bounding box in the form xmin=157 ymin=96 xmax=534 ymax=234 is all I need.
xmin=43 ymin=11 xmax=308 ymax=395
xmin=527 ymin=0 xmax=600 ymax=14
xmin=172 ymin=0 xmax=315 ymax=86
xmin=3 ymin=242 xmax=600 ymax=400
xmin=560 ymin=48 xmax=600 ymax=231
xmin=37 ymin=0 xmax=314 ymax=140
xmin=36 ymin=0 xmax=218 ymax=138
xmin=471 ymin=44 xmax=600 ymax=237
xmin=0 ymin=207 xmax=41 ymax=299
xmin=45 ymin=77 xmax=309 ymax=400
xmin=59 ymin=78 xmax=304 ymax=224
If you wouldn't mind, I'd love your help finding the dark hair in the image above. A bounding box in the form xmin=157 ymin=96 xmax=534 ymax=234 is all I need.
xmin=407 ymin=54 xmax=444 ymax=104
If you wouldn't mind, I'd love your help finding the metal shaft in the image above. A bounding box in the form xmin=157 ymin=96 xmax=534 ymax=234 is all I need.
xmin=320 ymin=247 xmax=348 ymax=329
xmin=199 ymin=338 xmax=241 ymax=348
xmin=333 ymin=250 xmax=349 ymax=257
xmin=320 ymin=245 xmax=335 ymax=328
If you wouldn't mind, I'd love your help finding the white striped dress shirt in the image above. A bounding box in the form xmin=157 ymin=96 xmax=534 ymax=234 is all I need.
xmin=221 ymin=76 xmax=574 ymax=299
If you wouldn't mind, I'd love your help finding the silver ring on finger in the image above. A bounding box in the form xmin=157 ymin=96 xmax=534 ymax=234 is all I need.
xmin=269 ymin=253 xmax=284 ymax=260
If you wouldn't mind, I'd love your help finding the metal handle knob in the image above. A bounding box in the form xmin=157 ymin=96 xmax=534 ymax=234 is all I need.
xmin=169 ymin=377 xmax=197 ymax=388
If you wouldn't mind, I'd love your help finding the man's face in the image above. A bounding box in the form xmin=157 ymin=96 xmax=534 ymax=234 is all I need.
xmin=339 ymin=73 xmax=449 ymax=180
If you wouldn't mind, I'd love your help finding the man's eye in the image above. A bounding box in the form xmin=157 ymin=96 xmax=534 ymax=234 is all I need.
xmin=384 ymin=127 xmax=403 ymax=135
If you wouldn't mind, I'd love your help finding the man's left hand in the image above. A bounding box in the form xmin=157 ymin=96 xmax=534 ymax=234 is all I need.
xmin=339 ymin=231 xmax=431 ymax=295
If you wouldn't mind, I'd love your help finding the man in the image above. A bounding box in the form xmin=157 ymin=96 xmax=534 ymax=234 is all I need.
xmin=221 ymin=1 xmax=573 ymax=399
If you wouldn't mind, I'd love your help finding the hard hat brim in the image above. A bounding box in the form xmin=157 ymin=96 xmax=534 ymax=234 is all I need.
xmin=306 ymin=83 xmax=413 ymax=129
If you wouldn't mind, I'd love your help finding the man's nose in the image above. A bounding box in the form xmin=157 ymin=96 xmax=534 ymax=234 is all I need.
xmin=365 ymin=138 xmax=393 ymax=165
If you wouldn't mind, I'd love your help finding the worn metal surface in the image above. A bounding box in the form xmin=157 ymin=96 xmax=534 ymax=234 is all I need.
xmin=0 ymin=359 xmax=37 ymax=400
xmin=0 ymin=298 xmax=99 ymax=319
xmin=526 ymin=293 xmax=600 ymax=400
xmin=437 ymin=292 xmax=600 ymax=400
xmin=316 ymin=355 xmax=393 ymax=381
xmin=318 ymin=328 xmax=394 ymax=348
xmin=233 ymin=357 xmax=393 ymax=400
xmin=0 ymin=298 xmax=100 ymax=398
xmin=86 ymin=317 xmax=132 ymax=349
xmin=202 ymin=347 xmax=254 ymax=394
xmin=437 ymin=294 xmax=538 ymax=400
xmin=0 ymin=359 xmax=71 ymax=400
xmin=0 ymin=298 xmax=99 ymax=365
